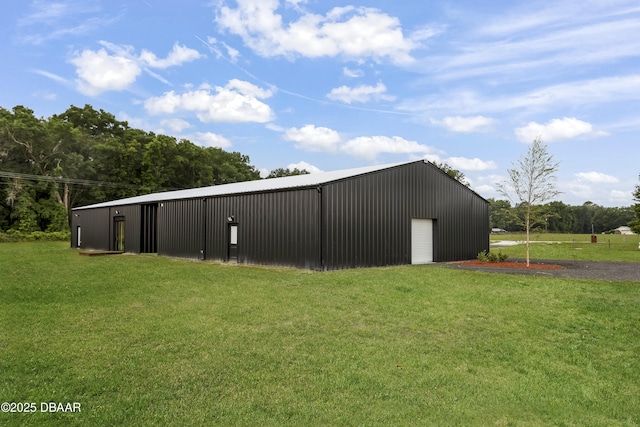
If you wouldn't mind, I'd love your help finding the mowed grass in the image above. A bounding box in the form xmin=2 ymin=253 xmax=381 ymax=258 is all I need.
xmin=493 ymin=233 xmax=640 ymax=262
xmin=1 ymin=242 xmax=639 ymax=426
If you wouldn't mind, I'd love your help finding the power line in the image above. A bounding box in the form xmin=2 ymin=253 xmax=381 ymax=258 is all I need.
xmin=0 ymin=171 xmax=184 ymax=191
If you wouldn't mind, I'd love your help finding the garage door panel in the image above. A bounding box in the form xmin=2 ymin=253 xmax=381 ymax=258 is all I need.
xmin=412 ymin=219 xmax=433 ymax=264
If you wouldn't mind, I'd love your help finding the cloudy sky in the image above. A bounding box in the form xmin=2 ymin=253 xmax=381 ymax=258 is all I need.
xmin=2 ymin=0 xmax=639 ymax=206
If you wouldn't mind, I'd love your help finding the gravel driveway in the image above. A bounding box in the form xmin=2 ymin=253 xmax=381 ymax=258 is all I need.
xmin=450 ymin=259 xmax=640 ymax=283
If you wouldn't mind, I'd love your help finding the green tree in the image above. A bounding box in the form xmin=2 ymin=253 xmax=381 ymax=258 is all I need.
xmin=172 ymin=140 xmax=214 ymax=188
xmin=266 ymin=167 xmax=310 ymax=178
xmin=0 ymin=103 xmax=266 ymax=232
xmin=433 ymin=162 xmax=469 ymax=186
xmin=207 ymin=148 xmax=261 ymax=184
xmin=631 ymin=175 xmax=640 ymax=233
xmin=592 ymin=205 xmax=635 ymax=233
xmin=571 ymin=201 xmax=597 ymax=234
xmin=543 ymin=201 xmax=575 ymax=233
xmin=488 ymin=199 xmax=521 ymax=231
xmin=497 ymin=137 xmax=560 ymax=266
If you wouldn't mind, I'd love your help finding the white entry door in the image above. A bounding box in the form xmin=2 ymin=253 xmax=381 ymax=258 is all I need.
xmin=411 ymin=219 xmax=433 ymax=264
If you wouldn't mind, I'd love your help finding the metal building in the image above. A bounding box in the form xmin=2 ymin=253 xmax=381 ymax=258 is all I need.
xmin=71 ymin=160 xmax=489 ymax=270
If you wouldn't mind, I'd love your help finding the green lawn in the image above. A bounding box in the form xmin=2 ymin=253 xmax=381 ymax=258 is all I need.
xmin=492 ymin=232 xmax=640 ymax=262
xmin=1 ymin=242 xmax=639 ymax=426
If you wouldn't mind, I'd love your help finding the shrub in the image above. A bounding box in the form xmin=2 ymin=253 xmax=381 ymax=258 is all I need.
xmin=477 ymin=250 xmax=489 ymax=263
xmin=477 ymin=250 xmax=509 ymax=263
xmin=0 ymin=231 xmax=70 ymax=243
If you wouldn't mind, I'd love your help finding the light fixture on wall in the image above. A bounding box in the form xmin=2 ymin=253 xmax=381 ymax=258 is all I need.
xmin=115 ymin=210 xmax=120 ymax=215
xmin=227 ymin=215 xmax=235 ymax=222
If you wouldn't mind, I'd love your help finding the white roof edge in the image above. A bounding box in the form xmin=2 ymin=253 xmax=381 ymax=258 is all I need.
xmin=73 ymin=161 xmax=417 ymax=210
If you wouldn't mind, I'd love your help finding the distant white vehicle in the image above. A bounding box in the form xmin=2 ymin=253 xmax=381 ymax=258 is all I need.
xmin=491 ymin=228 xmax=507 ymax=233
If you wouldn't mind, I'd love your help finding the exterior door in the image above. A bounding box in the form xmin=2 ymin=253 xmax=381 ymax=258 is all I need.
xmin=114 ymin=217 xmax=125 ymax=252
xmin=76 ymin=226 xmax=82 ymax=248
xmin=411 ymin=219 xmax=433 ymax=264
xmin=228 ymin=223 xmax=238 ymax=261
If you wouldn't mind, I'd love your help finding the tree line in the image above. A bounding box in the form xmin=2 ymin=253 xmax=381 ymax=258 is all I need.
xmin=0 ymin=104 xmax=269 ymax=233
xmin=2 ymin=104 xmax=639 ymax=235
xmin=489 ymin=199 xmax=636 ymax=234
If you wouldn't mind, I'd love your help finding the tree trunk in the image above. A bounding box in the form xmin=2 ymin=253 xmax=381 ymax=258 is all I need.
xmin=525 ymin=209 xmax=530 ymax=267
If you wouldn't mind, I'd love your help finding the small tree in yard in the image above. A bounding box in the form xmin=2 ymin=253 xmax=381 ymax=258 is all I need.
xmin=497 ymin=137 xmax=560 ymax=266
xmin=631 ymin=174 xmax=640 ymax=234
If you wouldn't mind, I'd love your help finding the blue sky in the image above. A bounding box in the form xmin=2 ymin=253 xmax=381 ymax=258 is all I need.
xmin=2 ymin=0 xmax=639 ymax=206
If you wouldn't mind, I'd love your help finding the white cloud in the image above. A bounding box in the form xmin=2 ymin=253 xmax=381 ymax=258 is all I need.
xmin=222 ymin=42 xmax=241 ymax=62
xmin=471 ymin=174 xmax=506 ymax=198
xmin=31 ymin=69 xmax=70 ymax=85
xmin=415 ymin=3 xmax=640 ymax=83
xmin=283 ymin=124 xmax=341 ymax=151
xmin=144 ymin=79 xmax=274 ymax=123
xmin=327 ymin=82 xmax=395 ymax=104
xmin=191 ymin=132 xmax=232 ymax=148
xmin=33 ymin=90 xmax=57 ymax=100
xmin=474 ymin=184 xmax=496 ymax=195
xmin=575 ymin=172 xmax=619 ymax=184
xmin=609 ymin=190 xmax=633 ymax=205
xmin=71 ymin=48 xmax=142 ymax=96
xmin=160 ymin=118 xmax=192 ymax=133
xmin=215 ymin=1 xmax=417 ymax=64
xmin=399 ymin=75 xmax=640 ymax=118
xmin=514 ymin=117 xmax=601 ymax=142
xmin=17 ymin=1 xmax=119 ymax=45
xmin=432 ymin=116 xmax=495 ymax=133
xmin=341 ymin=136 xmax=437 ymax=161
xmin=343 ymin=67 xmax=364 ymax=78
xmin=265 ymin=123 xmax=286 ymax=132
xmin=287 ymin=161 xmax=323 ymax=173
xmin=139 ymin=43 xmax=203 ymax=68
xmin=70 ymin=41 xmax=203 ymax=95
xmin=446 ymin=157 xmax=497 ymax=171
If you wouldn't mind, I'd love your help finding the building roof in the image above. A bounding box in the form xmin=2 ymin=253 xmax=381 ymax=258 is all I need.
xmin=74 ymin=160 xmax=421 ymax=210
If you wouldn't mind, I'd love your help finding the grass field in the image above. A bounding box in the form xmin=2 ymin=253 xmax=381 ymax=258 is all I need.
xmin=492 ymin=232 xmax=640 ymax=262
xmin=1 ymin=242 xmax=639 ymax=426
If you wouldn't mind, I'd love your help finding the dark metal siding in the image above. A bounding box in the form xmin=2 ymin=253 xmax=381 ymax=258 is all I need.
xmin=106 ymin=205 xmax=142 ymax=253
xmin=157 ymin=198 xmax=205 ymax=259
xmin=322 ymin=162 xmax=489 ymax=269
xmin=141 ymin=204 xmax=158 ymax=253
xmin=205 ymin=189 xmax=321 ymax=269
xmin=70 ymin=160 xmax=487 ymax=269
xmin=71 ymin=207 xmax=110 ymax=250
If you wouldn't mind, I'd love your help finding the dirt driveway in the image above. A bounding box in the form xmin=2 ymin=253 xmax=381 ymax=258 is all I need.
xmin=450 ymin=259 xmax=640 ymax=283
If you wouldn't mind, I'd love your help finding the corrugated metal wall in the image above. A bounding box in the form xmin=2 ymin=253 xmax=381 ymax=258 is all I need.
xmin=205 ymin=189 xmax=321 ymax=269
xmin=321 ymin=162 xmax=489 ymax=269
xmin=71 ymin=207 xmax=110 ymax=250
xmin=157 ymin=198 xmax=205 ymax=259
xmin=109 ymin=205 xmax=141 ymax=253
xmin=71 ymin=161 xmax=488 ymax=269
xmin=141 ymin=204 xmax=158 ymax=253
xmin=71 ymin=205 xmax=144 ymax=253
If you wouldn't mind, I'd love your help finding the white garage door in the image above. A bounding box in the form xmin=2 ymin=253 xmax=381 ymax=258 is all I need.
xmin=411 ymin=219 xmax=433 ymax=264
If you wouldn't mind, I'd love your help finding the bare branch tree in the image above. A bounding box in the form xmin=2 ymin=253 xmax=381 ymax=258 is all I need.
xmin=497 ymin=137 xmax=560 ymax=266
